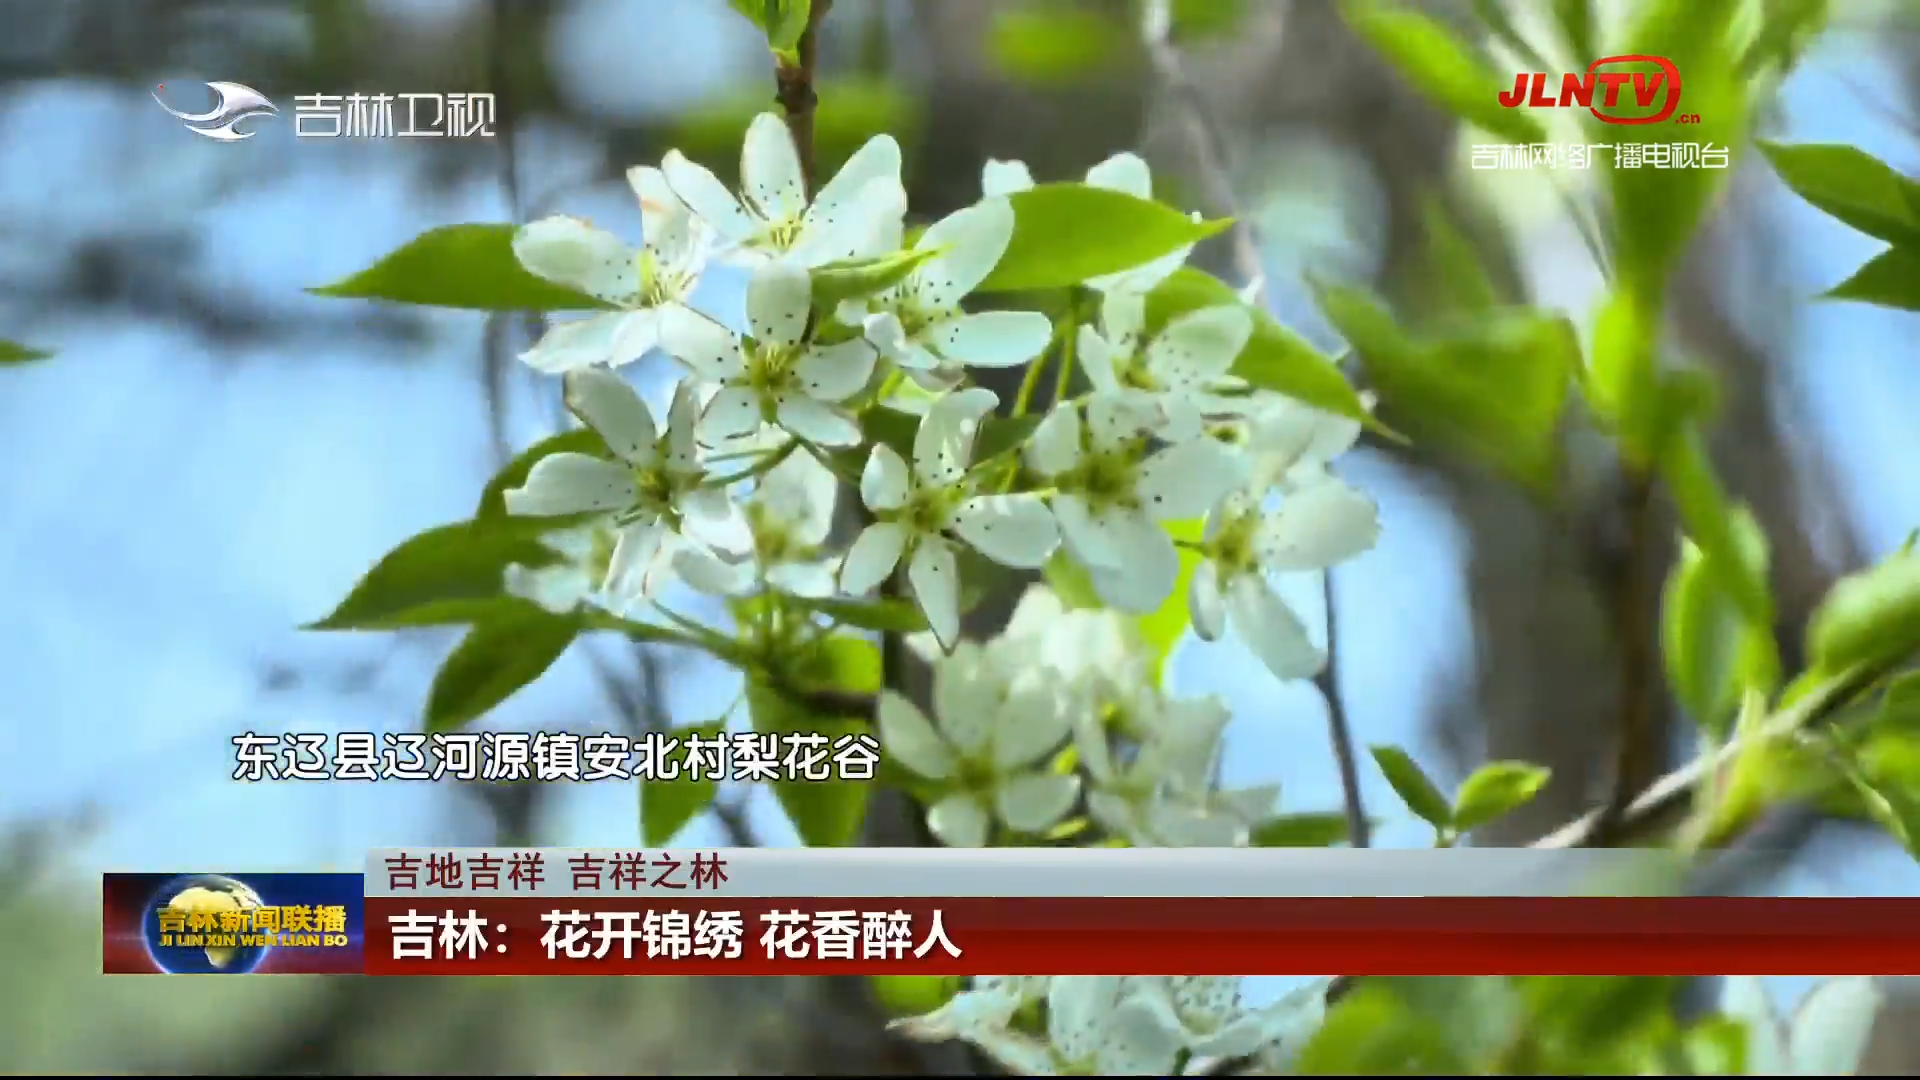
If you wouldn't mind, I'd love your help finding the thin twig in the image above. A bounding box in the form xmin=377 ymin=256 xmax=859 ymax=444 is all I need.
xmin=1597 ymin=467 xmax=1661 ymax=842
xmin=775 ymin=0 xmax=835 ymax=196
xmin=1140 ymin=0 xmax=1372 ymax=848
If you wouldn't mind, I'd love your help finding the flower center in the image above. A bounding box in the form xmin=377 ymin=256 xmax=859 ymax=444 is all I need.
xmin=900 ymin=483 xmax=963 ymax=536
xmin=1068 ymin=443 xmax=1146 ymax=510
xmin=1116 ymin=351 xmax=1162 ymax=393
xmin=748 ymin=342 xmax=802 ymax=397
xmin=1207 ymin=509 xmax=1259 ymax=575
xmin=764 ymin=215 xmax=805 ymax=252
xmin=637 ymin=249 xmax=690 ymax=307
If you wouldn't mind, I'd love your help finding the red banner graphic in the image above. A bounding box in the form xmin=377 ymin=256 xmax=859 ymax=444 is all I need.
xmin=362 ymin=896 xmax=1920 ymax=976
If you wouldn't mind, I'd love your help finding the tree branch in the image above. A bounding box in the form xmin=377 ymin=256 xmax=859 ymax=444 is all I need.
xmin=1139 ymin=0 xmax=1371 ymax=848
xmin=1597 ymin=466 xmax=1663 ymax=842
xmin=775 ymin=0 xmax=835 ymax=197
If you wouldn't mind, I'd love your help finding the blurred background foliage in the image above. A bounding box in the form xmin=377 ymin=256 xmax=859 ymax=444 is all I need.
xmin=3 ymin=0 xmax=1920 ymax=1073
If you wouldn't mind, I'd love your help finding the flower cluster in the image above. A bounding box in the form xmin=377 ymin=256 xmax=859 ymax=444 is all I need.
xmin=496 ymin=110 xmax=1379 ymax=683
xmin=892 ymin=973 xmax=1329 ymax=1075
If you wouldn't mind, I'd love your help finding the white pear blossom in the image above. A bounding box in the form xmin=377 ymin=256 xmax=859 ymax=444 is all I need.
xmin=875 ymin=643 xmax=1079 ymax=847
xmin=1721 ymin=976 xmax=1883 ymax=1075
xmin=1026 ymin=396 xmax=1243 ymax=614
xmin=982 ymin=151 xmax=1199 ymax=293
xmin=674 ymin=438 xmax=840 ymax=599
xmin=504 ymin=370 xmax=744 ymax=598
xmin=504 ymin=523 xmax=617 ymax=614
xmin=511 ymin=168 xmax=714 ymax=372
xmin=661 ymin=261 xmax=878 ymax=447
xmin=841 ymin=388 xmax=1061 ymax=648
xmin=1079 ymin=289 xmax=1253 ymax=442
xmin=663 ymin=111 xmax=905 ymax=267
xmin=1190 ymin=399 xmax=1379 ymax=681
xmin=852 ymin=197 xmax=1053 ymax=390
xmin=1079 ymin=691 xmax=1276 ymax=847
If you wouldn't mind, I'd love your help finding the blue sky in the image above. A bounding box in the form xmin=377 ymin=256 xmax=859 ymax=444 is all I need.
xmin=0 ymin=0 xmax=1915 ymax=1013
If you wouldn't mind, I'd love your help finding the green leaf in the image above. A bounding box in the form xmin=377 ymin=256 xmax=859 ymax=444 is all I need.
xmin=1759 ymin=141 xmax=1920 ymax=246
xmin=1517 ymin=976 xmax=1682 ymax=1060
xmin=0 ymin=340 xmax=51 ymax=364
xmin=811 ymin=247 xmax=940 ymax=307
xmin=976 ymin=184 xmax=1228 ymax=294
xmin=476 ymin=427 xmax=610 ymax=519
xmin=1661 ymin=511 xmax=1780 ymax=738
xmin=789 ymin=593 xmax=929 ymax=633
xmin=750 ymin=635 xmax=881 ymax=846
xmin=1369 ymin=745 xmax=1453 ymax=828
xmin=307 ymin=518 xmax=564 ymax=630
xmin=727 ymin=0 xmax=771 ymax=32
xmin=1251 ymin=811 xmax=1359 ymax=847
xmin=425 ymin=608 xmax=580 ymax=732
xmin=1807 ymin=546 xmax=1920 ymax=673
xmin=1296 ymin=983 xmax=1468 ymax=1074
xmin=767 ymin=0 xmax=810 ymax=53
xmin=871 ymin=974 xmax=964 ymax=1018
xmin=1314 ymin=281 xmax=1576 ymax=491
xmin=1825 ymin=246 xmax=1920 ymax=312
xmin=310 ymin=224 xmax=612 ymax=311
xmin=1680 ymin=1015 xmax=1749 ymax=1076
xmin=1451 ymin=761 xmax=1552 ymax=832
xmin=1661 ymin=433 xmax=1774 ymax=628
xmin=1551 ymin=0 xmax=1596 ymax=68
xmin=1146 ymin=268 xmax=1378 ymax=433
xmin=642 ymin=720 xmax=724 ymax=845
xmin=1606 ymin=1 xmax=1747 ymax=298
xmin=1339 ymin=0 xmax=1547 ymax=146
xmin=987 ymin=7 xmax=1126 ymax=86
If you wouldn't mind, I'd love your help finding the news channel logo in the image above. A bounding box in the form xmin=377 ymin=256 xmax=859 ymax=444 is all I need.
xmin=142 ymin=873 xmax=350 ymax=974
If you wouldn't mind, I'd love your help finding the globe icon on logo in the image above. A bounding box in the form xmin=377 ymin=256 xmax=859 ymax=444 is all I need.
xmin=143 ymin=874 xmax=271 ymax=974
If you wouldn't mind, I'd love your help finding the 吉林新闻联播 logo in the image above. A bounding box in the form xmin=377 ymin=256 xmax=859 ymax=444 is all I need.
xmin=153 ymin=81 xmax=278 ymax=141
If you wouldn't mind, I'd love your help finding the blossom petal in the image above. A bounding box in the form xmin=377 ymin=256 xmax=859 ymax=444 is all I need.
xmin=606 ymin=308 xmax=666 ymax=368
xmin=512 ymin=216 xmax=636 ymax=304
xmin=661 ymin=149 xmax=757 ymax=242
xmin=934 ymin=642 xmax=1000 ymax=755
xmin=563 ymin=367 xmax=658 ymax=466
xmin=662 ymin=378 xmax=702 ymax=473
xmin=924 ymin=310 xmax=1052 ymax=369
xmin=914 ymin=198 xmax=1016 ymax=310
xmin=1258 ymin=480 xmax=1380 ymax=571
xmin=738 ymin=111 xmax=806 ymax=223
xmin=916 ymin=386 xmax=998 ymax=486
xmin=506 ymin=453 xmax=633 ymax=516
xmin=1188 ymin=559 xmax=1227 ymax=640
xmin=1048 ymin=978 xmax=1126 ymax=1066
xmin=909 ymin=535 xmax=963 ymax=651
xmin=995 ymin=773 xmax=1079 ymax=834
xmin=519 ymin=312 xmax=629 ymax=374
xmin=702 ymin=385 xmax=764 ymax=442
xmin=862 ymin=310 xmax=912 ymax=362
xmin=1086 ymin=392 xmax=1154 ymax=453
xmin=992 ymin=688 xmax=1074 ymax=770
xmin=1226 ymin=572 xmax=1322 ymax=681
xmin=949 ymin=494 xmax=1059 ymax=569
xmin=625 ymin=164 xmax=686 ymax=238
xmin=762 ymin=450 xmax=838 ymax=546
xmin=605 ymin=517 xmax=666 ymax=596
xmin=672 ymin=545 xmax=755 ymax=596
xmin=1087 ymin=513 xmax=1180 ymax=614
xmin=1098 ymin=287 xmax=1149 ymax=349
xmin=805 ymin=133 xmax=903 ymax=235
xmin=795 ymin=175 xmax=907 ymax=265
xmin=1136 ymin=437 xmax=1244 ymax=520
xmin=1076 ymin=325 xmax=1123 ymax=394
xmin=660 ymin=306 xmax=748 ymax=381
xmin=877 ymin=690 xmax=958 ymax=780
xmin=1148 ymin=305 xmax=1251 ymax=385
xmin=981 ymin=158 xmax=1035 ymax=197
xmin=775 ymin=394 xmax=862 ymax=446
xmin=1052 ymin=494 xmax=1119 ymax=568
xmin=794 ymin=340 xmax=878 ymax=402
xmin=926 ymin=792 xmax=991 ymax=848
xmin=861 ymin=443 xmax=911 ymax=512
xmin=840 ymin=521 xmax=909 ymax=594
xmin=746 ymin=260 xmax=812 ymax=346
xmin=1084 ymin=151 xmax=1154 ymax=198
xmin=1026 ymin=404 xmax=1083 ymax=476
xmin=1097 ymin=991 xmax=1188 ymax=1075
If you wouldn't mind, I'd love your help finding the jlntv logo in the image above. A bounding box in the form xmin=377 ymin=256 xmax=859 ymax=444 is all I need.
xmin=1499 ymin=55 xmax=1696 ymax=126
